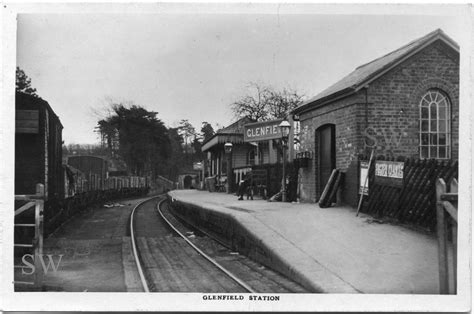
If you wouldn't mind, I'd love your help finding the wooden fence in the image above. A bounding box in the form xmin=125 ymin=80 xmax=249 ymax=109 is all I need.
xmin=359 ymin=156 xmax=458 ymax=230
xmin=436 ymin=177 xmax=458 ymax=294
xmin=250 ymin=162 xmax=298 ymax=201
xmin=14 ymin=183 xmax=45 ymax=288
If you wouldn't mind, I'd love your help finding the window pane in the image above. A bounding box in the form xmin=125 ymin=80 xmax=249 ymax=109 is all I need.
xmin=421 ymin=146 xmax=428 ymax=158
xmin=430 ymin=146 xmax=437 ymax=158
xmin=421 ymin=120 xmax=429 ymax=131
xmin=421 ymin=107 xmax=429 ymax=118
xmin=430 ymin=103 xmax=437 ymax=119
xmin=429 ymin=92 xmax=435 ymax=102
xmin=439 ymin=146 xmax=446 ymax=158
xmin=430 ymin=134 xmax=438 ymax=145
xmin=439 ymin=107 xmax=446 ymax=119
xmin=439 ymin=134 xmax=446 ymax=145
xmin=431 ymin=120 xmax=437 ymax=132
xmin=438 ymin=99 xmax=447 ymax=107
xmin=439 ymin=120 xmax=446 ymax=132
xmin=421 ymin=133 xmax=429 ymax=145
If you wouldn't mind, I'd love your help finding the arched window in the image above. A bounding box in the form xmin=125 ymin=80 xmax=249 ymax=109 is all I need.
xmin=419 ymin=90 xmax=451 ymax=159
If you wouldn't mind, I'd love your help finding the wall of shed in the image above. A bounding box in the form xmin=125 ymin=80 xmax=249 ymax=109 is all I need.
xmin=297 ymin=40 xmax=459 ymax=205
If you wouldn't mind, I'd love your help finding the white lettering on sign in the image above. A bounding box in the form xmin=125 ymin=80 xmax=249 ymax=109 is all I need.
xmin=244 ymin=119 xmax=283 ymax=142
xmin=375 ymin=161 xmax=404 ymax=179
xmin=375 ymin=163 xmax=387 ymax=177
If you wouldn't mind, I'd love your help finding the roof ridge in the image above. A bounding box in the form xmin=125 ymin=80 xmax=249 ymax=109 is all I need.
xmin=293 ymin=28 xmax=458 ymax=114
xmin=355 ymin=28 xmax=443 ymax=71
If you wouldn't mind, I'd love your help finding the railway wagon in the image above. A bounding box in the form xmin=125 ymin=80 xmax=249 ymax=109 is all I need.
xmin=67 ymin=155 xmax=109 ymax=191
xmin=15 ymin=92 xmax=64 ymax=200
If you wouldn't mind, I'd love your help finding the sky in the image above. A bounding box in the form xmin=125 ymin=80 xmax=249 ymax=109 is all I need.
xmin=16 ymin=6 xmax=467 ymax=145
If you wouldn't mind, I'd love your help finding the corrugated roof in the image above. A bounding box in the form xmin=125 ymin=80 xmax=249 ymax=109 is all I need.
xmin=294 ymin=29 xmax=459 ymax=114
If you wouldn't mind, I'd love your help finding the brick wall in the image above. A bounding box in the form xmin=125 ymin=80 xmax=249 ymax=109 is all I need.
xmin=366 ymin=40 xmax=459 ymax=160
xmin=298 ymin=93 xmax=366 ymax=202
xmin=298 ymin=40 xmax=459 ymax=204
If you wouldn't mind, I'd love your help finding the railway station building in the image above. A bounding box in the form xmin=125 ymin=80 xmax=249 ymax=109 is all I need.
xmin=201 ymin=117 xmax=295 ymax=195
xmin=292 ymin=29 xmax=459 ymax=205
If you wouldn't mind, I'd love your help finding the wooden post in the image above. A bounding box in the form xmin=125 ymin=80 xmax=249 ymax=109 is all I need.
xmin=436 ymin=178 xmax=448 ymax=294
xmin=34 ymin=183 xmax=45 ymax=289
xmin=450 ymin=178 xmax=458 ymax=294
xmin=356 ymin=148 xmax=375 ymax=217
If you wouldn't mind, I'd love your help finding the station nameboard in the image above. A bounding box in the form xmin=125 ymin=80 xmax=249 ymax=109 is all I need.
xmin=244 ymin=119 xmax=283 ymax=142
xmin=375 ymin=160 xmax=404 ymax=187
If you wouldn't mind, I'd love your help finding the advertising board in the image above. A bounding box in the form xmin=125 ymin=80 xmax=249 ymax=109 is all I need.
xmin=374 ymin=160 xmax=404 ymax=187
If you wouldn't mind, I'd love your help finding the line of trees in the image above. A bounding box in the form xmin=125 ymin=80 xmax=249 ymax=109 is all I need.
xmin=96 ymin=104 xmax=216 ymax=181
xmin=16 ymin=67 xmax=304 ymax=181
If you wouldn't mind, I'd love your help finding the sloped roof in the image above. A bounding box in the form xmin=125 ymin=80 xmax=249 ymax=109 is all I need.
xmin=201 ymin=116 xmax=255 ymax=151
xmin=294 ymin=29 xmax=459 ymax=114
xmin=216 ymin=116 xmax=254 ymax=134
xmin=16 ymin=91 xmax=63 ymax=129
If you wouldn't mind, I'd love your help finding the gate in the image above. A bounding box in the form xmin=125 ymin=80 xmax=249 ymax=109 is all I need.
xmin=14 ymin=183 xmax=45 ymax=288
xmin=435 ymin=177 xmax=458 ymax=294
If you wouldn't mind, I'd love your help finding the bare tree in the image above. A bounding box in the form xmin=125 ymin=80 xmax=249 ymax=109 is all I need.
xmin=231 ymin=82 xmax=271 ymax=121
xmin=231 ymin=82 xmax=304 ymax=121
xmin=267 ymin=88 xmax=304 ymax=119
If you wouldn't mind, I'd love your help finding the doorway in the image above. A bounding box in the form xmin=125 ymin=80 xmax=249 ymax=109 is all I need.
xmin=316 ymin=124 xmax=336 ymax=198
xmin=183 ymin=175 xmax=193 ymax=189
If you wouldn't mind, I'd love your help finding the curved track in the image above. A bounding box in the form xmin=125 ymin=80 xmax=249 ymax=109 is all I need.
xmin=130 ymin=195 xmax=308 ymax=293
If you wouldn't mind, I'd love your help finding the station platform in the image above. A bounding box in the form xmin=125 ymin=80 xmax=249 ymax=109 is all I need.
xmin=168 ymin=190 xmax=441 ymax=294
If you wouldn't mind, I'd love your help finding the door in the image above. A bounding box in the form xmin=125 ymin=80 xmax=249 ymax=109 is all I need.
xmin=317 ymin=124 xmax=336 ymax=198
xmin=183 ymin=175 xmax=193 ymax=189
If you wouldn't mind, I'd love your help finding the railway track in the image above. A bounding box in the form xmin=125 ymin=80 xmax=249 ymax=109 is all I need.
xmin=130 ymin=196 xmax=308 ymax=293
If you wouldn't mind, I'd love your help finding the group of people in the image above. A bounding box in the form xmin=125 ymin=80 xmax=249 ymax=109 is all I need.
xmin=237 ymin=174 xmax=253 ymax=200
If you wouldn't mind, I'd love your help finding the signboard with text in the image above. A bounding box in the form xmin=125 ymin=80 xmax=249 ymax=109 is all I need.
xmin=375 ymin=160 xmax=404 ymax=187
xmin=359 ymin=161 xmax=369 ymax=195
xmin=16 ymin=110 xmax=39 ymax=134
xmin=243 ymin=119 xmax=284 ymax=142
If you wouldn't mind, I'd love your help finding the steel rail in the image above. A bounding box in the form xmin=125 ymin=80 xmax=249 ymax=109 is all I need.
xmin=130 ymin=197 xmax=158 ymax=293
xmin=156 ymin=198 xmax=256 ymax=293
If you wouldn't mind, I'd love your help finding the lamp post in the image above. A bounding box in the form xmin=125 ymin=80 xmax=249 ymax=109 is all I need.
xmin=224 ymin=142 xmax=233 ymax=194
xmin=279 ymin=120 xmax=291 ymax=202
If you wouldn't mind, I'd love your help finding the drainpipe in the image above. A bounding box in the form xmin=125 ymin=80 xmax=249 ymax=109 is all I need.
xmin=364 ymin=85 xmax=369 ymax=130
xmin=364 ymin=85 xmax=369 ymax=155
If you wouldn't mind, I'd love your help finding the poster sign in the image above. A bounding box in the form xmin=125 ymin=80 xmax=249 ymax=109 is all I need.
xmin=244 ymin=119 xmax=283 ymax=142
xmin=359 ymin=161 xmax=369 ymax=195
xmin=375 ymin=161 xmax=404 ymax=186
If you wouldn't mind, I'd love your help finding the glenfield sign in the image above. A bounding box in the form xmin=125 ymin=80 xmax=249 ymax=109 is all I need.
xmin=375 ymin=161 xmax=405 ymax=187
xmin=244 ymin=119 xmax=284 ymax=142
